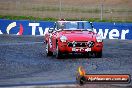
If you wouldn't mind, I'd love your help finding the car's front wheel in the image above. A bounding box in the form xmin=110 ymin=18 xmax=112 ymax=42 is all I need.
xmin=95 ymin=51 xmax=102 ymax=58
xmin=55 ymin=44 xmax=63 ymax=59
xmin=46 ymin=43 xmax=53 ymax=56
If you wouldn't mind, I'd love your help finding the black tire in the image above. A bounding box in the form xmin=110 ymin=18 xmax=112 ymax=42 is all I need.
xmin=56 ymin=43 xmax=63 ymax=59
xmin=46 ymin=43 xmax=53 ymax=56
xmin=95 ymin=51 xmax=102 ymax=58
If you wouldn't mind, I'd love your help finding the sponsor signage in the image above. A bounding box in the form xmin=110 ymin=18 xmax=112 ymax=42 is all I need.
xmin=93 ymin=22 xmax=132 ymax=40
xmin=0 ymin=19 xmax=132 ymax=40
xmin=0 ymin=19 xmax=54 ymax=35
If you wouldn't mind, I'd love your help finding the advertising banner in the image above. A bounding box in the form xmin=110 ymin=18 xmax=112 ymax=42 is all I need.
xmin=0 ymin=19 xmax=132 ymax=40
xmin=93 ymin=22 xmax=132 ymax=40
xmin=0 ymin=19 xmax=54 ymax=35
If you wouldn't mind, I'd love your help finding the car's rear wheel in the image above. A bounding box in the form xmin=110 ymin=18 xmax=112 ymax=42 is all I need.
xmin=56 ymin=44 xmax=63 ymax=59
xmin=46 ymin=43 xmax=53 ymax=56
xmin=95 ymin=51 xmax=102 ymax=58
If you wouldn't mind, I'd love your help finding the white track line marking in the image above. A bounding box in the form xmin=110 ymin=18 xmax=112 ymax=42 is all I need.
xmin=3 ymin=84 xmax=76 ymax=88
xmin=0 ymin=42 xmax=44 ymax=46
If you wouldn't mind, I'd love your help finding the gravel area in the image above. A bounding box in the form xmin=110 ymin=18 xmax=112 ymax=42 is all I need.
xmin=0 ymin=35 xmax=132 ymax=88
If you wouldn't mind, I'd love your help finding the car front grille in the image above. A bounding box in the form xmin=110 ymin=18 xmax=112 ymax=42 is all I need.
xmin=68 ymin=41 xmax=94 ymax=48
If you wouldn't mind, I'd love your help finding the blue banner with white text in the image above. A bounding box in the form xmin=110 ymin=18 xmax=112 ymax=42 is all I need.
xmin=93 ymin=22 xmax=132 ymax=40
xmin=0 ymin=19 xmax=132 ymax=40
xmin=0 ymin=19 xmax=54 ymax=35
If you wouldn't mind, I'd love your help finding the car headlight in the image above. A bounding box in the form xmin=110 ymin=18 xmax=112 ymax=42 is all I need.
xmin=60 ymin=36 xmax=67 ymax=42
xmin=96 ymin=35 xmax=103 ymax=42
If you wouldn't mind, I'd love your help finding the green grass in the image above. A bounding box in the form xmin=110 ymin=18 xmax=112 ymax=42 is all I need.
xmin=0 ymin=15 xmax=131 ymax=22
xmin=0 ymin=15 xmax=43 ymax=21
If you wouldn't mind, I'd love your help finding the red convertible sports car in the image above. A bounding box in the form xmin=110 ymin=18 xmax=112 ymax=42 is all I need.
xmin=45 ymin=21 xmax=103 ymax=59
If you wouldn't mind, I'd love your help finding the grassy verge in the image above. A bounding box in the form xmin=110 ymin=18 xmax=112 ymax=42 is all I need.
xmin=0 ymin=15 xmax=131 ymax=22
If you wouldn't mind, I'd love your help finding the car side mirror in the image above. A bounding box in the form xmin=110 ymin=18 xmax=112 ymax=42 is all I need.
xmin=90 ymin=22 xmax=94 ymax=28
xmin=48 ymin=28 xmax=54 ymax=33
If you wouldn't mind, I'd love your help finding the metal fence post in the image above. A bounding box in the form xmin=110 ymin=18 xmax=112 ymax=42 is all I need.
xmin=101 ymin=3 xmax=103 ymax=20
xmin=59 ymin=0 xmax=62 ymax=19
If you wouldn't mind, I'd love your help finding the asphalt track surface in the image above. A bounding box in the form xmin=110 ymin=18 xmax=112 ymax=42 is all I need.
xmin=0 ymin=35 xmax=132 ymax=88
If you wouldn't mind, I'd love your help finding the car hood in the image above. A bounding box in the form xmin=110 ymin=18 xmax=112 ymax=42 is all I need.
xmin=59 ymin=31 xmax=96 ymax=41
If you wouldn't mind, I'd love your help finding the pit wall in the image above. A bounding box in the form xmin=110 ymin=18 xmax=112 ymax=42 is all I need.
xmin=0 ymin=19 xmax=132 ymax=40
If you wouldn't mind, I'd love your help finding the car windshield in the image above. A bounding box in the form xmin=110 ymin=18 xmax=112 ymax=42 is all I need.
xmin=57 ymin=21 xmax=93 ymax=31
